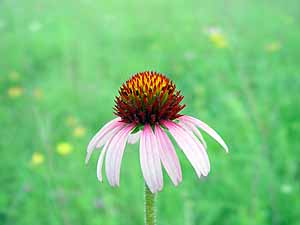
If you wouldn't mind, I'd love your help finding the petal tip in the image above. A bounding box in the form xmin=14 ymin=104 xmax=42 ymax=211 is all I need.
xmin=173 ymin=181 xmax=179 ymax=187
xmin=223 ymin=145 xmax=229 ymax=153
xmin=114 ymin=180 xmax=120 ymax=187
xmin=97 ymin=174 xmax=103 ymax=182
xmin=149 ymin=187 xmax=156 ymax=193
xmin=85 ymin=154 xmax=91 ymax=164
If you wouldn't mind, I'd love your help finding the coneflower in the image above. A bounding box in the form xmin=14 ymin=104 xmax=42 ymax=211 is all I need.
xmin=86 ymin=71 xmax=228 ymax=224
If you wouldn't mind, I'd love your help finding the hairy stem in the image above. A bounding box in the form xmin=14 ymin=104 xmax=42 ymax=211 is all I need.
xmin=144 ymin=184 xmax=156 ymax=225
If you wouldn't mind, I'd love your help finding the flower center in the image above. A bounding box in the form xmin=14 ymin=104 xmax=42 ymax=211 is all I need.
xmin=114 ymin=71 xmax=185 ymax=125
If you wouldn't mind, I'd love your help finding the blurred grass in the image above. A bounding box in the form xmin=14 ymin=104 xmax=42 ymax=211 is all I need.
xmin=1 ymin=0 xmax=300 ymax=224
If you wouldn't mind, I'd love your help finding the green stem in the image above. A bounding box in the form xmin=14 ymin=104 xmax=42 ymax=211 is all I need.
xmin=144 ymin=184 xmax=156 ymax=225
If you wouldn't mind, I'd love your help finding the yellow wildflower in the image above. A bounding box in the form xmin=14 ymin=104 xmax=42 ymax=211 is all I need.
xmin=66 ymin=116 xmax=78 ymax=127
xmin=206 ymin=27 xmax=228 ymax=49
xmin=9 ymin=71 xmax=20 ymax=81
xmin=31 ymin=152 xmax=45 ymax=166
xmin=209 ymin=32 xmax=228 ymax=48
xmin=73 ymin=126 xmax=86 ymax=138
xmin=57 ymin=142 xmax=73 ymax=156
xmin=33 ymin=88 xmax=43 ymax=100
xmin=265 ymin=41 xmax=281 ymax=53
xmin=8 ymin=86 xmax=23 ymax=98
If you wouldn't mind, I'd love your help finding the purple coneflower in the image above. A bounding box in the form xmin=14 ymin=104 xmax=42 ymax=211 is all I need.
xmin=86 ymin=71 xmax=228 ymax=193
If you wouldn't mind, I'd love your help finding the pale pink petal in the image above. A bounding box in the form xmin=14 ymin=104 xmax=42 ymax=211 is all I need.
xmin=105 ymin=124 xmax=134 ymax=186
xmin=97 ymin=129 xmax=124 ymax=182
xmin=95 ymin=125 xmax=124 ymax=148
xmin=96 ymin=140 xmax=111 ymax=182
xmin=127 ymin=131 xmax=141 ymax=144
xmin=111 ymin=125 xmax=135 ymax=186
xmin=86 ymin=117 xmax=124 ymax=163
xmin=163 ymin=121 xmax=210 ymax=177
xmin=104 ymin=128 xmax=126 ymax=186
xmin=87 ymin=117 xmax=121 ymax=150
xmin=86 ymin=124 xmax=124 ymax=163
xmin=179 ymin=120 xmax=207 ymax=149
xmin=155 ymin=125 xmax=182 ymax=186
xmin=181 ymin=115 xmax=229 ymax=152
xmin=140 ymin=124 xmax=163 ymax=193
xmin=85 ymin=124 xmax=125 ymax=163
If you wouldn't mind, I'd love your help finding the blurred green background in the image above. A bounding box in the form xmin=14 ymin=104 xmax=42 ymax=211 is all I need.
xmin=1 ymin=0 xmax=300 ymax=224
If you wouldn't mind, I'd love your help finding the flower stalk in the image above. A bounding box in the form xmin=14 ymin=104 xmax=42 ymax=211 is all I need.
xmin=145 ymin=184 xmax=156 ymax=225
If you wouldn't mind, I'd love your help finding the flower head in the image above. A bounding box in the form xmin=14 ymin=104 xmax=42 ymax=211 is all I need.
xmin=31 ymin=152 xmax=45 ymax=166
xmin=8 ymin=86 xmax=23 ymax=98
xmin=114 ymin=71 xmax=185 ymax=125
xmin=57 ymin=142 xmax=73 ymax=156
xmin=206 ymin=28 xmax=228 ymax=49
xmin=265 ymin=41 xmax=281 ymax=53
xmin=86 ymin=71 xmax=228 ymax=193
xmin=73 ymin=126 xmax=86 ymax=138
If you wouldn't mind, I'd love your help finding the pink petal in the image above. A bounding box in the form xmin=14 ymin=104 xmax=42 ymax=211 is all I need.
xmin=140 ymin=124 xmax=163 ymax=193
xmin=163 ymin=121 xmax=210 ymax=177
xmin=181 ymin=116 xmax=229 ymax=153
xmin=105 ymin=124 xmax=134 ymax=186
xmin=97 ymin=128 xmax=124 ymax=181
xmin=87 ymin=117 xmax=121 ymax=150
xmin=96 ymin=140 xmax=111 ymax=182
xmin=86 ymin=117 xmax=124 ymax=163
xmin=95 ymin=125 xmax=124 ymax=148
xmin=155 ymin=125 xmax=182 ymax=186
xmin=127 ymin=131 xmax=141 ymax=144
xmin=179 ymin=120 xmax=207 ymax=149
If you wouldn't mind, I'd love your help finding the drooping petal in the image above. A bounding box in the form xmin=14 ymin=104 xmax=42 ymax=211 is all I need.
xmin=163 ymin=121 xmax=210 ymax=177
xmin=140 ymin=124 xmax=163 ymax=193
xmin=105 ymin=124 xmax=134 ymax=186
xmin=95 ymin=125 xmax=124 ymax=148
xmin=181 ymin=116 xmax=229 ymax=152
xmin=97 ymin=139 xmax=112 ymax=182
xmin=86 ymin=117 xmax=124 ymax=163
xmin=179 ymin=120 xmax=207 ymax=149
xmin=155 ymin=124 xmax=182 ymax=186
xmin=87 ymin=117 xmax=121 ymax=150
xmin=104 ymin=128 xmax=126 ymax=186
xmin=127 ymin=130 xmax=141 ymax=144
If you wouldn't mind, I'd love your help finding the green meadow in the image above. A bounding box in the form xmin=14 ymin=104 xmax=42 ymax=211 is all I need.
xmin=1 ymin=0 xmax=300 ymax=224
